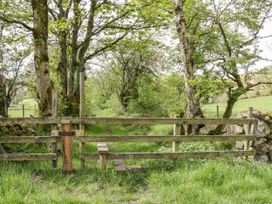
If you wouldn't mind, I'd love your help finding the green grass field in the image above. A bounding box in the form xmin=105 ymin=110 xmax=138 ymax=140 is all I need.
xmin=1 ymin=159 xmax=272 ymax=203
xmin=203 ymin=95 xmax=272 ymax=118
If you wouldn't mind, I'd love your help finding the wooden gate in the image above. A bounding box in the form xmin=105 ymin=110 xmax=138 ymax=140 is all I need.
xmin=0 ymin=116 xmax=258 ymax=173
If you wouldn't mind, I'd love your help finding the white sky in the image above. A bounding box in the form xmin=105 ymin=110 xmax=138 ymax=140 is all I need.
xmin=254 ymin=20 xmax=272 ymax=69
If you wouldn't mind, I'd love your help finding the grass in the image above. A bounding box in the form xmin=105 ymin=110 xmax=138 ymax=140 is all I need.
xmin=203 ymin=95 xmax=272 ymax=118
xmin=1 ymin=159 xmax=272 ymax=204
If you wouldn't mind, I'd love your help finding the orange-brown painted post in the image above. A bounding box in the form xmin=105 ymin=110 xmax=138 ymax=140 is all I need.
xmin=62 ymin=120 xmax=74 ymax=174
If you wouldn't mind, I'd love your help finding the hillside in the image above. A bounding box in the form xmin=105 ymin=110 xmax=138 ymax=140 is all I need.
xmin=204 ymin=95 xmax=272 ymax=118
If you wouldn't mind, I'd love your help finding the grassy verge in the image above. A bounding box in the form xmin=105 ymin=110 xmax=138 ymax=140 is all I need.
xmin=1 ymin=159 xmax=272 ymax=204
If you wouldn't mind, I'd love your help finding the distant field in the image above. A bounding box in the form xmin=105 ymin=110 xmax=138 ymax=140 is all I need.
xmin=8 ymin=99 xmax=38 ymax=117
xmin=8 ymin=109 xmax=37 ymax=117
xmin=203 ymin=95 xmax=272 ymax=118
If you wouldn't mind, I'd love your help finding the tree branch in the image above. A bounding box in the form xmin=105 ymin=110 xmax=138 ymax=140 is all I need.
xmin=84 ymin=32 xmax=129 ymax=62
xmin=0 ymin=16 xmax=33 ymax=31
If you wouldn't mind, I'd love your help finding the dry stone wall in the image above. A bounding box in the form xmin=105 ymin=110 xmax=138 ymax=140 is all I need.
xmin=236 ymin=110 xmax=272 ymax=163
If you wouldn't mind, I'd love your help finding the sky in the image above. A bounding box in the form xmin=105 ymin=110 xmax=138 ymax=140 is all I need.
xmin=255 ymin=20 xmax=272 ymax=69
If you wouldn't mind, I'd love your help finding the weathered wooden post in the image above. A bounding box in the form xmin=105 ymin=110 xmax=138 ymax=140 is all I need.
xmin=22 ymin=104 xmax=25 ymax=118
xmin=51 ymin=130 xmax=58 ymax=168
xmin=216 ymin=105 xmax=219 ymax=118
xmin=172 ymin=117 xmax=181 ymax=152
xmin=52 ymin=90 xmax=58 ymax=118
xmin=97 ymin=143 xmax=108 ymax=170
xmin=51 ymin=90 xmax=58 ymax=168
xmin=79 ymin=72 xmax=85 ymax=168
xmin=62 ymin=120 xmax=74 ymax=174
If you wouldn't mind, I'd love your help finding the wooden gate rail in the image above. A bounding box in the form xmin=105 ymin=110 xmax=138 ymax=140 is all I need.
xmin=0 ymin=117 xmax=258 ymax=126
xmin=0 ymin=153 xmax=57 ymax=161
xmin=0 ymin=136 xmax=59 ymax=143
xmin=79 ymin=134 xmax=256 ymax=168
xmin=78 ymin=135 xmax=256 ymax=142
xmin=0 ymin=136 xmax=59 ymax=162
xmin=81 ymin=150 xmax=255 ymax=160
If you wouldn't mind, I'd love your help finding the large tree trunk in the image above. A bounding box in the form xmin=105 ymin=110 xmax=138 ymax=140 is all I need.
xmin=211 ymin=88 xmax=242 ymax=134
xmin=174 ymin=0 xmax=204 ymax=134
xmin=31 ymin=0 xmax=52 ymax=117
xmin=0 ymin=74 xmax=7 ymax=117
xmin=212 ymin=95 xmax=238 ymax=134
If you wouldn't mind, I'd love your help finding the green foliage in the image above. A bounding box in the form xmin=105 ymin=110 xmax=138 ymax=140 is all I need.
xmin=128 ymin=75 xmax=186 ymax=117
xmin=190 ymin=76 xmax=226 ymax=104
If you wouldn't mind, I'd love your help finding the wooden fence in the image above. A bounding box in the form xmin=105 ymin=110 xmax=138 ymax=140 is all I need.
xmin=0 ymin=116 xmax=258 ymax=173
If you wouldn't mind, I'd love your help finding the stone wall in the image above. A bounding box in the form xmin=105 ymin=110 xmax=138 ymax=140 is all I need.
xmin=236 ymin=110 xmax=272 ymax=163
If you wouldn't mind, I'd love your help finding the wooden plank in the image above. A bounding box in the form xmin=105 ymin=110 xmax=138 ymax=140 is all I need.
xmin=79 ymin=135 xmax=256 ymax=143
xmin=97 ymin=143 xmax=108 ymax=153
xmin=114 ymin=159 xmax=126 ymax=172
xmin=0 ymin=117 xmax=258 ymax=126
xmin=75 ymin=130 xmax=84 ymax=137
xmin=81 ymin=118 xmax=257 ymax=125
xmin=81 ymin=150 xmax=255 ymax=160
xmin=0 ymin=117 xmax=59 ymax=125
xmin=0 ymin=153 xmax=57 ymax=161
xmin=0 ymin=136 xmax=59 ymax=144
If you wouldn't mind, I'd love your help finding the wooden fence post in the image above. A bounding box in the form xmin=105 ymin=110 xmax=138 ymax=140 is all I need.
xmin=62 ymin=120 xmax=74 ymax=174
xmin=22 ymin=104 xmax=25 ymax=118
xmin=79 ymin=72 xmax=85 ymax=168
xmin=51 ymin=130 xmax=58 ymax=168
xmin=172 ymin=117 xmax=181 ymax=152
xmin=97 ymin=143 xmax=108 ymax=170
xmin=52 ymin=90 xmax=58 ymax=118
xmin=216 ymin=105 xmax=219 ymax=118
xmin=51 ymin=90 xmax=58 ymax=168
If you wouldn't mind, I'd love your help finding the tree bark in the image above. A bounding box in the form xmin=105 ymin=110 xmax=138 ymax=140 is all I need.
xmin=0 ymin=74 xmax=7 ymax=117
xmin=174 ymin=0 xmax=204 ymax=133
xmin=31 ymin=0 xmax=52 ymax=117
xmin=212 ymin=90 xmax=239 ymax=134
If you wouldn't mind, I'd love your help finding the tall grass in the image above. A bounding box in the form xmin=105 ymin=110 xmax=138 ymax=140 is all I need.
xmin=1 ymin=159 xmax=272 ymax=204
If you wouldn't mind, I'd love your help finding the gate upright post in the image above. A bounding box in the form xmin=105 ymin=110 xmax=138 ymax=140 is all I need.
xmin=79 ymin=71 xmax=85 ymax=168
xmin=172 ymin=117 xmax=181 ymax=152
xmin=62 ymin=120 xmax=74 ymax=174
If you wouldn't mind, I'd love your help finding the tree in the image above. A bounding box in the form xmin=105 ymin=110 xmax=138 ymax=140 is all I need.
xmin=48 ymin=0 xmax=170 ymax=115
xmin=173 ymin=0 xmax=205 ymax=134
xmin=0 ymin=21 xmax=31 ymax=117
xmin=0 ymin=0 xmax=52 ymax=116
xmin=205 ymin=0 xmax=272 ymax=133
xmin=31 ymin=0 xmax=52 ymax=116
xmin=105 ymin=37 xmax=166 ymax=110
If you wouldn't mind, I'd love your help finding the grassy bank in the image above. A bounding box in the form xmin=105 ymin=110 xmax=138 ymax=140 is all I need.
xmin=1 ymin=159 xmax=272 ymax=204
xmin=203 ymin=95 xmax=272 ymax=118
